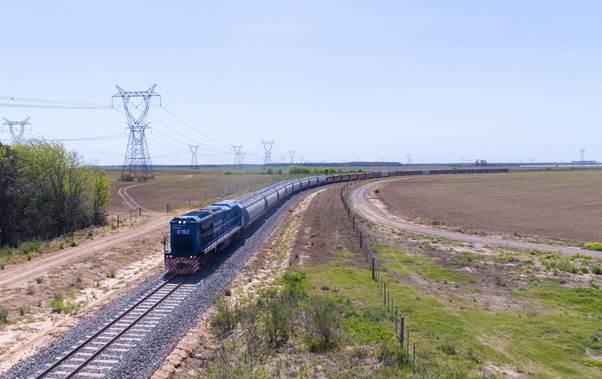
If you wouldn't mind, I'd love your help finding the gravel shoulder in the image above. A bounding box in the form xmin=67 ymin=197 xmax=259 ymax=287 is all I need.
xmin=350 ymin=179 xmax=602 ymax=258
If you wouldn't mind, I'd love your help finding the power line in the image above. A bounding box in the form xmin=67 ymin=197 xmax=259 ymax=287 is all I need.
xmin=0 ymin=102 xmax=111 ymax=109
xmin=161 ymin=105 xmax=230 ymax=149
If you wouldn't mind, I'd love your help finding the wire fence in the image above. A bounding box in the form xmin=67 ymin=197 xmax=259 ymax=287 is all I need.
xmin=339 ymin=184 xmax=432 ymax=375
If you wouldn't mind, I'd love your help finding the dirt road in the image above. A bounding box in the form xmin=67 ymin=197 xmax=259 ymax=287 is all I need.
xmin=0 ymin=213 xmax=172 ymax=290
xmin=350 ymin=179 xmax=602 ymax=258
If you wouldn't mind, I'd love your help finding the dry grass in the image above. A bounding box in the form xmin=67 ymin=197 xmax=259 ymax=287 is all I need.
xmin=107 ymin=168 xmax=286 ymax=214
xmin=379 ymin=170 xmax=602 ymax=243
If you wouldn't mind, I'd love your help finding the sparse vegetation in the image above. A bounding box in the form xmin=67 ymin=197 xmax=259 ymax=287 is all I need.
xmin=0 ymin=308 xmax=8 ymax=324
xmin=49 ymin=295 xmax=79 ymax=315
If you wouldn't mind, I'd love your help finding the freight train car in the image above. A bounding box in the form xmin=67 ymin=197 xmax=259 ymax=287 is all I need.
xmin=165 ymin=167 xmax=509 ymax=274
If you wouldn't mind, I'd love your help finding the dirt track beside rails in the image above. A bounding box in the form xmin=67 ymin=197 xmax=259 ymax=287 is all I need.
xmin=351 ymin=179 xmax=602 ymax=258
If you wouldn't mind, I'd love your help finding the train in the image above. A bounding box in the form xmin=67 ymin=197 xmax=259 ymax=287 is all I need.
xmin=164 ymin=167 xmax=509 ymax=274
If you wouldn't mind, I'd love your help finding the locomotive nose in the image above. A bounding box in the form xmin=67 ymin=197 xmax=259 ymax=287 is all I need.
xmin=176 ymin=261 xmax=187 ymax=272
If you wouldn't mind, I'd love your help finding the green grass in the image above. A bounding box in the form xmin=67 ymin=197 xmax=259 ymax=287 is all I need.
xmin=303 ymin=246 xmax=602 ymax=378
xmin=375 ymin=244 xmax=475 ymax=283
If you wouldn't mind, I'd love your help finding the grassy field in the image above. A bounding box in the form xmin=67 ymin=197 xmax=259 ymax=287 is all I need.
xmin=379 ymin=170 xmax=602 ymax=244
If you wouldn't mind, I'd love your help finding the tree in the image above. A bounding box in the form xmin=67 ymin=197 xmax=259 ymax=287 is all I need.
xmin=92 ymin=171 xmax=110 ymax=225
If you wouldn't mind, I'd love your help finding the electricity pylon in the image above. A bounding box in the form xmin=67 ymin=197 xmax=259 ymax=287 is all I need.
xmin=189 ymin=145 xmax=199 ymax=169
xmin=2 ymin=117 xmax=30 ymax=144
xmin=261 ymin=140 xmax=274 ymax=165
xmin=232 ymin=145 xmax=243 ymax=167
xmin=113 ymin=84 xmax=160 ymax=180
xmin=288 ymin=150 xmax=296 ymax=164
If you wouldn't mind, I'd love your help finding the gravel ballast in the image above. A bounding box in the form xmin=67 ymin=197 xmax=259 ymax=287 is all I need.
xmin=3 ymin=191 xmax=307 ymax=379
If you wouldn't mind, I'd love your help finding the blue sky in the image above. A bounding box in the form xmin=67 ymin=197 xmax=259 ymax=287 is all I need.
xmin=1 ymin=1 xmax=601 ymax=165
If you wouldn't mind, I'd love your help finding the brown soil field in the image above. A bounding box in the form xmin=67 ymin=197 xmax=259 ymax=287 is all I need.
xmin=378 ymin=170 xmax=602 ymax=243
xmin=107 ymin=168 xmax=286 ymax=215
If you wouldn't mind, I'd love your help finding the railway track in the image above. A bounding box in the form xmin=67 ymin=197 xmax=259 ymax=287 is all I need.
xmin=35 ymin=275 xmax=195 ymax=379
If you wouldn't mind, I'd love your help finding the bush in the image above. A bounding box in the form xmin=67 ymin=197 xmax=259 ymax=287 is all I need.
xmin=439 ymin=340 xmax=458 ymax=356
xmin=593 ymin=266 xmax=602 ymax=275
xmin=288 ymin=165 xmax=312 ymax=175
xmin=223 ymin=171 xmax=233 ymax=175
xmin=50 ymin=295 xmax=64 ymax=313
xmin=210 ymin=296 xmax=237 ymax=336
xmin=18 ymin=241 xmax=41 ymax=254
xmin=304 ymin=296 xmax=343 ymax=352
xmin=106 ymin=268 xmax=116 ymax=278
xmin=584 ymin=242 xmax=602 ymax=251
xmin=0 ymin=308 xmax=8 ymax=323
xmin=262 ymin=294 xmax=293 ymax=347
xmin=50 ymin=295 xmax=78 ymax=315
xmin=18 ymin=305 xmax=30 ymax=316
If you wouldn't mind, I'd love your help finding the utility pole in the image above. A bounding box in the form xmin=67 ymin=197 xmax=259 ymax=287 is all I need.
xmin=189 ymin=145 xmax=199 ymax=169
xmin=261 ymin=140 xmax=275 ymax=165
xmin=113 ymin=84 xmax=160 ymax=180
xmin=2 ymin=117 xmax=31 ymax=144
xmin=288 ymin=150 xmax=296 ymax=164
xmin=232 ymin=145 xmax=243 ymax=167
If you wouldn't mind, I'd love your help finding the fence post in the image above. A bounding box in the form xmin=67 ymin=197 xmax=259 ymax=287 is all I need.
xmin=166 ymin=203 xmax=169 ymax=213
xmin=412 ymin=343 xmax=416 ymax=373
xmin=371 ymin=257 xmax=375 ymax=280
xmin=139 ymin=207 xmax=141 ymax=216
xmin=359 ymin=231 xmax=363 ymax=248
xmin=352 ymin=217 xmax=356 ymax=230
xmin=117 ymin=215 xmax=120 ymax=228
xmin=399 ymin=317 xmax=405 ymax=347
xmin=406 ymin=329 xmax=410 ymax=356
xmin=162 ymin=234 xmax=167 ymax=251
xmin=129 ymin=209 xmax=132 ymax=219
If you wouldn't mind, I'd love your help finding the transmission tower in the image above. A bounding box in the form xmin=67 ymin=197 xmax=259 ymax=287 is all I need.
xmin=261 ymin=140 xmax=275 ymax=165
xmin=288 ymin=150 xmax=296 ymax=164
xmin=189 ymin=145 xmax=199 ymax=169
xmin=232 ymin=145 xmax=243 ymax=167
xmin=580 ymin=148 xmax=585 ymax=162
xmin=406 ymin=154 xmax=412 ymax=164
xmin=2 ymin=117 xmax=30 ymax=144
xmin=113 ymin=84 xmax=160 ymax=180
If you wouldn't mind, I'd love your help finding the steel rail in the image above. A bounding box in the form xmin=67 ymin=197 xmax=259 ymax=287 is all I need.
xmin=36 ymin=274 xmax=179 ymax=378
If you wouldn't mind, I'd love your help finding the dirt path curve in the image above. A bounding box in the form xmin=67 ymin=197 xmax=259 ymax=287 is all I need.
xmin=118 ymin=182 xmax=159 ymax=215
xmin=350 ymin=179 xmax=602 ymax=258
xmin=0 ymin=213 xmax=172 ymax=290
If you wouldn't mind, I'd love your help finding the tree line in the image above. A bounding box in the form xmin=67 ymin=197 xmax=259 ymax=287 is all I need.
xmin=0 ymin=141 xmax=110 ymax=246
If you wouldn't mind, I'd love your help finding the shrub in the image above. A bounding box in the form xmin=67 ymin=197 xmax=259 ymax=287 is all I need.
xmin=50 ymin=295 xmax=64 ymax=313
xmin=35 ymin=276 xmax=43 ymax=284
xmin=50 ymin=295 xmax=78 ymax=315
xmin=262 ymin=295 xmax=293 ymax=347
xmin=0 ymin=308 xmax=8 ymax=323
xmin=18 ymin=305 xmax=30 ymax=316
xmin=288 ymin=165 xmax=312 ymax=175
xmin=439 ymin=340 xmax=458 ymax=356
xmin=584 ymin=242 xmax=602 ymax=251
xmin=18 ymin=241 xmax=41 ymax=254
xmin=593 ymin=266 xmax=602 ymax=275
xmin=210 ymin=296 xmax=236 ymax=336
xmin=304 ymin=296 xmax=343 ymax=352
xmin=223 ymin=171 xmax=233 ymax=175
xmin=106 ymin=268 xmax=116 ymax=278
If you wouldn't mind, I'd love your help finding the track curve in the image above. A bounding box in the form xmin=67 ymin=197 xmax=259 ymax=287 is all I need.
xmin=350 ymin=179 xmax=602 ymax=258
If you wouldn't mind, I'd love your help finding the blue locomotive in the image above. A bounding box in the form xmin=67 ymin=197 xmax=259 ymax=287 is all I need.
xmin=165 ymin=167 xmax=509 ymax=274
xmin=165 ymin=200 xmax=244 ymax=274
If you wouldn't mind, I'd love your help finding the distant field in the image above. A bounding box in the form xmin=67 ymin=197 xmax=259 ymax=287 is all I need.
xmin=107 ymin=168 xmax=286 ymax=214
xmin=378 ymin=170 xmax=602 ymax=243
